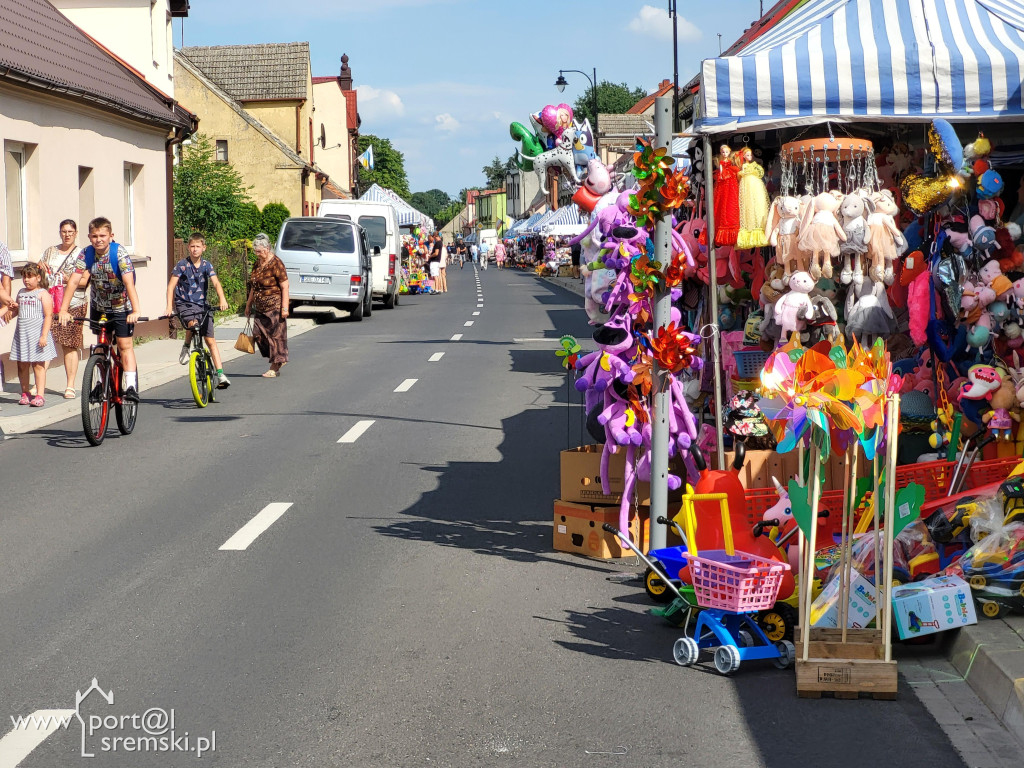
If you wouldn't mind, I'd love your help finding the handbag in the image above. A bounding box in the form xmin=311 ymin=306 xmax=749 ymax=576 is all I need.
xmin=234 ymin=318 xmax=255 ymax=354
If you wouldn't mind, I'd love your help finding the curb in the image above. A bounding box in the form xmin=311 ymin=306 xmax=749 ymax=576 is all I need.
xmin=0 ymin=316 xmax=319 ymax=437
xmin=538 ymin=274 xmax=586 ymax=299
xmin=946 ymin=616 xmax=1024 ymax=747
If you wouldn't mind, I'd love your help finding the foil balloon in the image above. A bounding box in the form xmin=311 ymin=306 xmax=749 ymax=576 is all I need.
xmin=540 ymin=103 xmax=574 ymax=138
xmin=928 ymin=119 xmax=964 ymax=173
xmin=509 ymin=122 xmax=545 ymax=171
xmin=900 ymin=173 xmax=961 ymax=216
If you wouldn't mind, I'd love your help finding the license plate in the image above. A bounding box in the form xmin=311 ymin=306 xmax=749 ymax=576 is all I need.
xmin=301 ymin=275 xmax=331 ymax=284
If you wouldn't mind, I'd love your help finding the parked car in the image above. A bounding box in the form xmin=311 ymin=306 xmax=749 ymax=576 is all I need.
xmin=317 ymin=199 xmax=400 ymax=308
xmin=276 ymin=217 xmax=373 ymax=321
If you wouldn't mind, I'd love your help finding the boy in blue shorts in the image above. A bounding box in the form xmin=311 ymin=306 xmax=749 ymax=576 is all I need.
xmin=165 ymin=233 xmax=230 ymax=388
xmin=58 ymin=216 xmax=142 ymax=401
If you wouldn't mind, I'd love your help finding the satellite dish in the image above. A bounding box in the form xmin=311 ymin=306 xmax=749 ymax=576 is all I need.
xmin=320 ymin=124 xmax=326 ymax=149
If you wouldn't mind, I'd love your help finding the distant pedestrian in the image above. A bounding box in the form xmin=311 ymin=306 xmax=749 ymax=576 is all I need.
xmin=245 ymin=233 xmax=290 ymax=377
xmin=570 ymin=240 xmax=582 ymax=279
xmin=9 ymin=263 xmax=56 ymax=407
xmin=494 ymin=240 xmax=506 ymax=269
xmin=437 ymin=237 xmax=449 ymax=293
xmin=470 ymin=243 xmax=478 ymax=264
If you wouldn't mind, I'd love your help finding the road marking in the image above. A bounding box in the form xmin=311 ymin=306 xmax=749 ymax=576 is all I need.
xmin=429 ymin=352 xmax=445 ymax=362
xmin=220 ymin=503 xmax=294 ymax=551
xmin=464 ymin=321 xmax=474 ymax=327
xmin=472 ymin=311 xmax=480 ymax=316
xmin=451 ymin=333 xmax=463 ymax=341
xmin=394 ymin=378 xmax=418 ymax=392
xmin=338 ymin=420 xmax=375 ymax=443
xmin=513 ymin=337 xmax=560 ymax=343
xmin=477 ymin=303 xmax=483 ymax=307
xmin=0 ymin=709 xmax=76 ymax=766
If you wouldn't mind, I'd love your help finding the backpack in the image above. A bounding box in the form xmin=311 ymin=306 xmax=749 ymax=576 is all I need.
xmin=80 ymin=242 xmax=124 ymax=281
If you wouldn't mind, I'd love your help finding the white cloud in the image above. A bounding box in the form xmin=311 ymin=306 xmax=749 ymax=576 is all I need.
xmin=628 ymin=5 xmax=701 ymax=43
xmin=355 ymin=84 xmax=405 ymax=121
xmin=434 ymin=113 xmax=460 ymax=132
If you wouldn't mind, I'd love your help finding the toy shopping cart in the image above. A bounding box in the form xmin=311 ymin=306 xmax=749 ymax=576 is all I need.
xmin=670 ymin=491 xmax=794 ymax=675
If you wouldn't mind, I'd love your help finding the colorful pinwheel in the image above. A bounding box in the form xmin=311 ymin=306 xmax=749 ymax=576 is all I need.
xmin=555 ymin=335 xmax=582 ymax=370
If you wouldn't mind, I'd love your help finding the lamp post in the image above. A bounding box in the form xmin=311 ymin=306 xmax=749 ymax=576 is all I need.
xmin=669 ymin=0 xmax=679 ymax=132
xmin=555 ymin=68 xmax=599 ymax=155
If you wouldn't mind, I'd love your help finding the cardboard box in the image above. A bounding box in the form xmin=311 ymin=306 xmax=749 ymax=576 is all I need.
xmin=560 ymin=445 xmax=651 ymax=505
xmin=891 ymin=575 xmax=978 ymax=640
xmin=810 ymin=569 xmax=879 ymax=629
xmin=552 ymin=500 xmax=647 ymax=559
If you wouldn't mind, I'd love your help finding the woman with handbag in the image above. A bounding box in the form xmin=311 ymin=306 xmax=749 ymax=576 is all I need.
xmin=244 ymin=233 xmax=290 ymax=378
xmin=39 ymin=219 xmax=86 ymax=398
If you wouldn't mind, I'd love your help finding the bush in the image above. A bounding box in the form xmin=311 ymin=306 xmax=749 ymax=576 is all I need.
xmin=226 ymin=202 xmax=262 ymax=241
xmin=260 ymin=203 xmax=291 ymax=244
xmin=204 ymin=240 xmax=251 ymax=312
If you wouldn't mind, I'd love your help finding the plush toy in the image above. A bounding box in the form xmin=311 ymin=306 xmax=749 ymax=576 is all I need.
xmin=958 ymin=364 xmax=1002 ymax=402
xmin=838 ymin=191 xmax=873 ymax=284
xmin=735 ymin=148 xmax=770 ymax=249
xmin=971 ymin=216 xmax=1000 ymax=263
xmin=978 ymin=259 xmax=1013 ymax=303
xmin=867 ymin=190 xmax=906 ymax=285
xmin=982 ymin=374 xmax=1020 ymax=441
xmin=845 ymin=276 xmax=896 ymax=346
xmin=765 ymin=195 xmax=804 ymax=285
xmin=774 ymin=271 xmax=815 ymax=337
xmin=798 ymin=192 xmax=846 ymax=280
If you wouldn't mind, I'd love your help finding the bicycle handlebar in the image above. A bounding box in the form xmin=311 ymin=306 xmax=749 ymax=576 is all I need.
xmin=69 ymin=316 xmax=149 ymax=323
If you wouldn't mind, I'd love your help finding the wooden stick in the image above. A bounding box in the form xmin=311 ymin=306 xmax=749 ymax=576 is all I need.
xmin=883 ymin=395 xmax=900 ymax=662
xmin=797 ymin=440 xmax=806 ymax=623
xmin=841 ymin=446 xmax=859 ymax=642
xmin=801 ymin=446 xmax=822 ymax=662
xmin=838 ymin=446 xmax=852 ymax=639
xmin=873 ymin=437 xmax=881 ymax=620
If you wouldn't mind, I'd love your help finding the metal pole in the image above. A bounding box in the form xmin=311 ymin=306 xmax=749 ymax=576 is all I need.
xmin=649 ymin=96 xmax=674 ymax=553
xmin=670 ymin=0 xmax=679 ymax=132
xmin=703 ymin=135 xmax=725 ymax=468
xmin=592 ymin=68 xmax=599 ymax=155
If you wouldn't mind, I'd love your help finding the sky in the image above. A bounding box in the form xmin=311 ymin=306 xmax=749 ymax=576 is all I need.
xmin=175 ymin=1 xmax=760 ymax=198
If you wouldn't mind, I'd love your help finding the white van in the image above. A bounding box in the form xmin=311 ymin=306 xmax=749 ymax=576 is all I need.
xmin=317 ymin=199 xmax=400 ymax=308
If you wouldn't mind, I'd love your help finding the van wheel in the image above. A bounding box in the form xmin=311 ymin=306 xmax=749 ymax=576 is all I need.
xmin=350 ymin=293 xmax=364 ymax=322
xmin=384 ymin=290 xmax=396 ymax=309
xmin=364 ymin=287 xmax=372 ymax=317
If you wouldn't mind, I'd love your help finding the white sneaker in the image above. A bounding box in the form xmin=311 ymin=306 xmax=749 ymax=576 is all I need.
xmin=179 ymin=345 xmax=190 ymax=365
xmin=217 ymin=372 xmax=231 ymax=389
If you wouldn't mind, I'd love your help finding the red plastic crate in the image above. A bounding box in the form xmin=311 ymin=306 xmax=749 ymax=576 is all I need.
xmin=966 ymin=456 xmax=1020 ymax=488
xmin=894 ymin=459 xmax=954 ymax=500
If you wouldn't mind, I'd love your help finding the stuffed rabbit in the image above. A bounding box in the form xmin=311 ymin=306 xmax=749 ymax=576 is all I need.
xmin=838 ymin=191 xmax=873 ymax=285
xmin=765 ymin=195 xmax=805 ymax=285
xmin=774 ymin=271 xmax=815 ymax=337
xmin=797 ymin=192 xmax=846 ymax=280
xmin=867 ymin=190 xmax=906 ymax=285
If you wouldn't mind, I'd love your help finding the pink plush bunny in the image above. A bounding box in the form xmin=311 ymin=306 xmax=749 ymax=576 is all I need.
xmin=765 ymin=195 xmax=805 ymax=285
xmin=867 ymin=190 xmax=906 ymax=285
xmin=797 ymin=192 xmax=846 ymax=279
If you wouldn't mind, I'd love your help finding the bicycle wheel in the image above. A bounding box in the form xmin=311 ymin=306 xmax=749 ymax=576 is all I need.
xmin=81 ymin=354 xmax=110 ymax=446
xmin=189 ymin=350 xmax=210 ymax=407
xmin=115 ymin=373 xmax=138 ymax=436
xmin=205 ymin=352 xmax=217 ymax=403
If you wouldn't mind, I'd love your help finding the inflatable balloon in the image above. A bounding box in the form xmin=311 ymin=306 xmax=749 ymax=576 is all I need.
xmin=540 ymin=103 xmax=574 ymax=138
xmin=572 ymin=119 xmax=597 ymax=176
xmin=530 ymin=128 xmax=581 ymax=194
xmin=509 ymin=122 xmax=545 ymax=171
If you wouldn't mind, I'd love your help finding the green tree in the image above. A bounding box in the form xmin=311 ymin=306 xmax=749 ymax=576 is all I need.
xmin=572 ymin=81 xmax=649 ymax=127
xmin=482 ymin=155 xmax=511 ymax=189
xmin=434 ymin=200 xmax=464 ymax=229
xmin=225 ymin=202 xmax=263 ymax=241
xmin=409 ymin=189 xmax=453 ymax=219
xmin=357 ymin=134 xmax=410 ymax=200
xmin=173 ymin=133 xmax=253 ymax=240
xmin=260 ymin=203 xmax=291 ymax=244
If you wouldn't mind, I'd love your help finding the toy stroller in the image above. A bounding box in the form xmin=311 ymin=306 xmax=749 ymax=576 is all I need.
xmin=670 ymin=491 xmax=795 ymax=675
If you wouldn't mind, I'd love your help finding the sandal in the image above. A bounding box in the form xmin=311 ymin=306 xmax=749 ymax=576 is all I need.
xmin=64 ymin=388 xmax=77 ymax=399
xmin=261 ymin=370 xmax=278 ymax=378
xmin=29 ymin=396 xmax=45 ymax=407
xmin=19 ymin=392 xmax=30 ymax=406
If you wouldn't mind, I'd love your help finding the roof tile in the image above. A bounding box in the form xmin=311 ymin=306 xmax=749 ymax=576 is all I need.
xmin=181 ymin=43 xmax=310 ymax=101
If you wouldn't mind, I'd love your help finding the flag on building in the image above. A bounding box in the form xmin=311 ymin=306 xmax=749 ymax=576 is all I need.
xmin=357 ymin=145 xmax=374 ymax=171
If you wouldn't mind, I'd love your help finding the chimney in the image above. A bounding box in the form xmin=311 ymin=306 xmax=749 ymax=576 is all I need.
xmin=660 ymin=79 xmax=672 ymax=89
xmin=339 ymin=54 xmax=353 ymax=90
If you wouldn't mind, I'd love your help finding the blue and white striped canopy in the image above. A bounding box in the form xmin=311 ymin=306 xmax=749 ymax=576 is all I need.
xmin=530 ymin=209 xmax=558 ymax=232
xmin=517 ymin=210 xmax=547 ymax=234
xmin=697 ymin=0 xmax=1024 ymax=133
xmin=542 ymin=204 xmax=588 ymax=235
xmin=505 ymin=219 xmax=526 ymax=236
xmin=359 ymin=183 xmax=432 ymax=231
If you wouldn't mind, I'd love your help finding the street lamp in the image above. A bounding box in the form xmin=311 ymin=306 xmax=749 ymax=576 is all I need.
xmin=554 ymin=68 xmax=599 ymax=154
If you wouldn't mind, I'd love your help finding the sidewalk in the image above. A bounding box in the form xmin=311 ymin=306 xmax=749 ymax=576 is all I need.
xmin=538 ymin=272 xmax=586 ymax=298
xmin=0 ymin=313 xmax=323 ymax=437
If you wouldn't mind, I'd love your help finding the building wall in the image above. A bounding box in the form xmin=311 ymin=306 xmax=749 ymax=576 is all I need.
xmin=174 ymin=64 xmax=305 ymax=218
xmin=0 ymin=82 xmax=170 ymax=379
xmin=239 ymin=101 xmax=301 ymax=153
xmin=311 ymin=81 xmax=352 ymax=193
xmin=51 ymin=0 xmax=176 ymax=97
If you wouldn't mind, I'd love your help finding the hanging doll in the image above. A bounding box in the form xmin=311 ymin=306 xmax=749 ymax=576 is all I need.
xmin=713 ymin=144 xmax=740 ymax=247
xmin=797 ymin=192 xmax=846 ymax=280
xmin=867 ymin=190 xmax=907 ymax=285
xmin=765 ymin=196 xmax=804 ymax=285
xmin=982 ymin=374 xmax=1020 ymax=441
xmin=774 ymin=270 xmax=815 ymax=337
xmin=838 ymin=191 xmax=873 ymax=285
xmin=735 ymin=147 xmax=770 ymax=249
xmin=845 ymin=276 xmax=896 ymax=346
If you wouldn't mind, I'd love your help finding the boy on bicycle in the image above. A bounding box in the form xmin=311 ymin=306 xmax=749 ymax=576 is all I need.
xmin=165 ymin=233 xmax=230 ymax=388
xmin=58 ymin=216 xmax=141 ymax=402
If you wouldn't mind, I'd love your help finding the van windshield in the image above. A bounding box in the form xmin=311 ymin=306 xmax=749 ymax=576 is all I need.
xmin=280 ymin=220 xmax=354 ymax=253
xmin=359 ymin=216 xmax=387 ymax=251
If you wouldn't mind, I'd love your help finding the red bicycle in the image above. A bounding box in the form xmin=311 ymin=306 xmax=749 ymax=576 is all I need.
xmin=73 ymin=314 xmax=147 ymax=446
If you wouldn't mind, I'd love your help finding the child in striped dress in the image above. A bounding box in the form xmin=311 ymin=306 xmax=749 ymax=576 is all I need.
xmin=9 ymin=263 xmax=57 ymax=407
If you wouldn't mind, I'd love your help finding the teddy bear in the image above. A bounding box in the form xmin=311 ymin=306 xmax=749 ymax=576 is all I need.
xmin=774 ymin=270 xmax=815 ymax=337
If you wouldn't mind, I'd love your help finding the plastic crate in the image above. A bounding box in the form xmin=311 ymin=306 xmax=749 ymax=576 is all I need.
xmin=730 ymin=376 xmax=760 ymax=393
xmin=684 ymin=550 xmax=789 ymax=612
xmin=967 ymin=456 xmax=1020 ymax=488
xmin=894 ymin=459 xmax=954 ymax=500
xmin=733 ymin=348 xmax=770 ymax=379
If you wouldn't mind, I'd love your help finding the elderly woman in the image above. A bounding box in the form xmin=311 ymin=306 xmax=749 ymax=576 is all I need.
xmin=244 ymin=233 xmax=289 ymax=377
xmin=39 ymin=219 xmax=87 ymax=398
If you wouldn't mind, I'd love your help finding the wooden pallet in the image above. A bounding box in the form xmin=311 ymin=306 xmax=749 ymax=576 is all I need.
xmin=795 ymin=628 xmax=898 ymax=700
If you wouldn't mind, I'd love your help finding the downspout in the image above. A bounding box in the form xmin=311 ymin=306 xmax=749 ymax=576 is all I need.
xmin=166 ymin=115 xmax=196 ymax=335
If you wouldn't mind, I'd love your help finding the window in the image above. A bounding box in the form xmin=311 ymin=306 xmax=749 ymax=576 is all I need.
xmin=79 ymin=167 xmax=95 ymax=232
xmin=4 ymin=143 xmax=28 ymax=254
xmin=123 ymin=165 xmax=136 ymax=249
xmin=279 ymin=220 xmax=355 ymax=253
xmin=358 ymin=215 xmax=387 ymax=251
xmin=215 ymin=140 xmax=229 ymax=163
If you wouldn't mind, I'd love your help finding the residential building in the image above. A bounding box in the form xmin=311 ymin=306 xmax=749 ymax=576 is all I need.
xmin=627 ymin=78 xmax=678 ymax=119
xmin=175 ymin=43 xmax=328 ymax=217
xmin=49 ymin=0 xmax=189 ymax=98
xmin=312 ymin=55 xmax=361 ymax=199
xmin=505 ymin=166 xmax=542 ymax=220
xmin=476 ymin=190 xmax=507 ymax=236
xmin=596 ymin=113 xmax=653 ymax=167
xmin=1 ymin=0 xmax=195 ymax=380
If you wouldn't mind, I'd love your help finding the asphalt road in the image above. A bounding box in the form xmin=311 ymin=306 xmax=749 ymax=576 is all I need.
xmin=0 ymin=265 xmax=966 ymax=767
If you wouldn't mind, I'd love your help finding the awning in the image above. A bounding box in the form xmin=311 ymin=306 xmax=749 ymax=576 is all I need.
xmin=359 ymin=183 xmax=434 ymax=231
xmin=696 ymin=0 xmax=1024 ymax=134
xmin=516 ymin=211 xmax=547 ymax=234
xmin=529 ymin=209 xmax=558 ymax=232
xmin=541 ymin=204 xmax=588 ymax=236
xmin=505 ymin=219 xmax=526 ymax=236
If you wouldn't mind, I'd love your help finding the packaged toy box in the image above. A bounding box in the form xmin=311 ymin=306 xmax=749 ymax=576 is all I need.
xmin=810 ymin=568 xmax=879 ymax=629
xmin=891 ymin=575 xmax=978 ymax=640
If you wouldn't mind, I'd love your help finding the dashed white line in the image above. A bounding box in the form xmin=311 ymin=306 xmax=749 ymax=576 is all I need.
xmin=477 ymin=304 xmax=483 ymax=307
xmin=0 ymin=709 xmax=76 ymax=766
xmin=429 ymin=352 xmax=445 ymax=362
xmin=464 ymin=321 xmax=474 ymax=327
xmin=394 ymin=378 xmax=418 ymax=392
xmin=451 ymin=333 xmax=463 ymax=341
xmin=220 ymin=503 xmax=294 ymax=551
xmin=338 ymin=420 xmax=375 ymax=443
xmin=472 ymin=311 xmax=480 ymax=316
